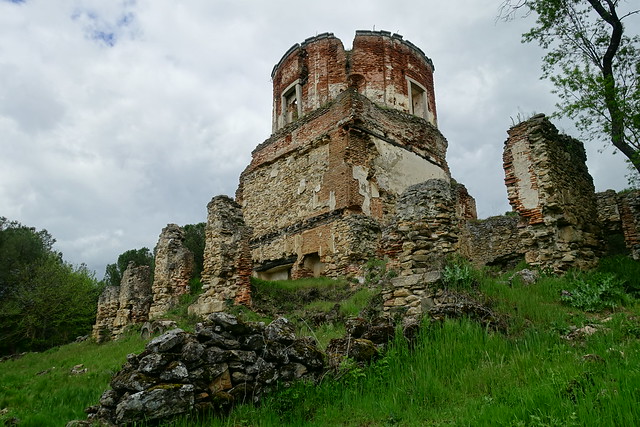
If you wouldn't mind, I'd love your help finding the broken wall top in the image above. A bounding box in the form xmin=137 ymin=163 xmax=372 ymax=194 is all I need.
xmin=270 ymin=31 xmax=437 ymax=132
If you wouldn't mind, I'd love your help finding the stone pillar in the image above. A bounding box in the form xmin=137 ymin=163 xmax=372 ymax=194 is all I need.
xmin=188 ymin=196 xmax=253 ymax=317
xmin=92 ymin=286 xmax=120 ymax=343
xmin=503 ymin=114 xmax=603 ymax=271
xmin=149 ymin=224 xmax=195 ymax=319
xmin=112 ymin=263 xmax=152 ymax=339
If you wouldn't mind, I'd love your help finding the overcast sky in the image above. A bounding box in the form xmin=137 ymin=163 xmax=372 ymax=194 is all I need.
xmin=1 ymin=0 xmax=636 ymax=278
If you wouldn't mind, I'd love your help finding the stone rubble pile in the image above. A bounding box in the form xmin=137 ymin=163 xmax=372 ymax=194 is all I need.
xmin=85 ymin=313 xmax=324 ymax=425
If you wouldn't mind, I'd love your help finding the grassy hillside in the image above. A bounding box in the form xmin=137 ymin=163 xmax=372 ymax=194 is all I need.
xmin=1 ymin=257 xmax=640 ymax=426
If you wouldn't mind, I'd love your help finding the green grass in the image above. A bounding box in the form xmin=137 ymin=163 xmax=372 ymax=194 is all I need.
xmin=2 ymin=258 xmax=640 ymax=426
xmin=0 ymin=331 xmax=147 ymax=425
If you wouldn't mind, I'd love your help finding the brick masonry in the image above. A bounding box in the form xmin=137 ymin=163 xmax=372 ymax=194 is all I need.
xmin=503 ymin=114 xmax=603 ymax=271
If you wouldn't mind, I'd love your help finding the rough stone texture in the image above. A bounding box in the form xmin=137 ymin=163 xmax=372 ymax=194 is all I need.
xmin=503 ymin=114 xmax=603 ymax=272
xmin=189 ymin=196 xmax=253 ymax=317
xmin=458 ymin=215 xmax=524 ymax=269
xmin=84 ymin=314 xmax=325 ymax=425
xmin=619 ymin=191 xmax=640 ymax=259
xmin=112 ymin=264 xmax=153 ymax=339
xmin=380 ymin=179 xmax=460 ymax=277
xmin=381 ymin=271 xmax=442 ymax=319
xmin=454 ymin=182 xmax=477 ymax=221
xmin=597 ymin=189 xmax=640 ymax=259
xmin=234 ymin=31 xmax=452 ymax=283
xmin=149 ymin=224 xmax=195 ymax=319
xmin=92 ymin=263 xmax=153 ymax=343
xmin=92 ymin=286 xmax=120 ymax=344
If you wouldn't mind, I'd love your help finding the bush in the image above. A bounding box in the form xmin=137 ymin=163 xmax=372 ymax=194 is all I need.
xmin=597 ymin=255 xmax=640 ymax=296
xmin=442 ymin=256 xmax=476 ymax=291
xmin=560 ymin=272 xmax=630 ymax=312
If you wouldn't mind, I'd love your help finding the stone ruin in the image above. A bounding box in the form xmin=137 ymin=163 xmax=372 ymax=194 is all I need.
xmin=93 ymin=224 xmax=195 ymax=342
xmin=149 ymin=224 xmax=195 ymax=319
xmin=92 ymin=263 xmax=152 ymax=343
xmin=86 ymin=313 xmax=325 ymax=425
xmin=95 ymin=30 xmax=640 ymax=336
xmin=81 ymin=29 xmax=640 ymax=426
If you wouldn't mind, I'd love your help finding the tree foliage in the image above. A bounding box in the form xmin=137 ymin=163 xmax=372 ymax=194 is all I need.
xmin=103 ymin=247 xmax=154 ymax=288
xmin=183 ymin=222 xmax=205 ymax=278
xmin=0 ymin=217 xmax=101 ymax=355
xmin=501 ymin=0 xmax=640 ymax=176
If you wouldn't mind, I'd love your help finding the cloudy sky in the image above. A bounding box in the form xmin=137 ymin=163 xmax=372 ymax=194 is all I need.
xmin=1 ymin=0 xmax=636 ymax=278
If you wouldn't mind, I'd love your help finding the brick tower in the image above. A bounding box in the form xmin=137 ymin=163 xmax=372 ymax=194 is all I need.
xmin=236 ymin=31 xmax=453 ymax=279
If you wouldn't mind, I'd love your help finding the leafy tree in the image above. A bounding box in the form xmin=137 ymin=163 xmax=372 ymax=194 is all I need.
xmin=0 ymin=217 xmax=58 ymax=301
xmin=500 ymin=0 xmax=640 ymax=176
xmin=103 ymin=247 xmax=154 ymax=287
xmin=183 ymin=222 xmax=205 ymax=278
xmin=0 ymin=218 xmax=101 ymax=355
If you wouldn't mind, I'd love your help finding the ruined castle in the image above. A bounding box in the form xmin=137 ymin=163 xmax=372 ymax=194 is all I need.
xmin=93 ymin=31 xmax=640 ymax=341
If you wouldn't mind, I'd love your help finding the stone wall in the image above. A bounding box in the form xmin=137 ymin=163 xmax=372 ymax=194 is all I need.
xmin=189 ymin=196 xmax=252 ymax=317
xmin=86 ymin=314 xmax=325 ymax=425
xmin=597 ymin=189 xmax=640 ymax=259
xmin=238 ymin=89 xmax=450 ymax=280
xmin=92 ymin=286 xmax=121 ymax=344
xmin=92 ymin=263 xmax=153 ymax=343
xmin=458 ymin=215 xmax=523 ymax=269
xmin=149 ymin=224 xmax=195 ymax=319
xmin=503 ymin=114 xmax=603 ymax=271
xmin=380 ymin=179 xmax=460 ymax=276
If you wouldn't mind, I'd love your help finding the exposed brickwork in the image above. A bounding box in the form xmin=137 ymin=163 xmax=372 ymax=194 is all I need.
xmin=503 ymin=114 xmax=603 ymax=271
xmin=619 ymin=191 xmax=640 ymax=259
xmin=189 ymin=196 xmax=253 ymax=316
xmin=239 ymin=83 xmax=450 ymax=280
xmin=271 ymin=31 xmax=436 ymax=132
xmin=454 ymin=182 xmax=477 ymax=221
xmin=149 ymin=224 xmax=195 ymax=319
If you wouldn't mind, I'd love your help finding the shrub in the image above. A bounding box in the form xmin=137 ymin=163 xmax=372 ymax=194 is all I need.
xmin=442 ymin=256 xmax=476 ymax=291
xmin=597 ymin=255 xmax=640 ymax=296
xmin=560 ymin=272 xmax=630 ymax=312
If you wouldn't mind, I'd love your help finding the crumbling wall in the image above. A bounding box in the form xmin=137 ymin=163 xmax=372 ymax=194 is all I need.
xmin=86 ymin=314 xmax=325 ymax=425
xmin=92 ymin=286 xmax=121 ymax=343
xmin=149 ymin=224 xmax=195 ymax=319
xmin=597 ymin=189 xmax=640 ymax=259
xmin=240 ymin=89 xmax=450 ymax=279
xmin=270 ymin=31 xmax=437 ymax=132
xmin=503 ymin=114 xmax=603 ymax=271
xmin=92 ymin=263 xmax=153 ymax=342
xmin=189 ymin=196 xmax=252 ymax=317
xmin=381 ymin=179 xmax=460 ymax=276
xmin=112 ymin=263 xmax=153 ymax=339
xmin=458 ymin=215 xmax=523 ymax=269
